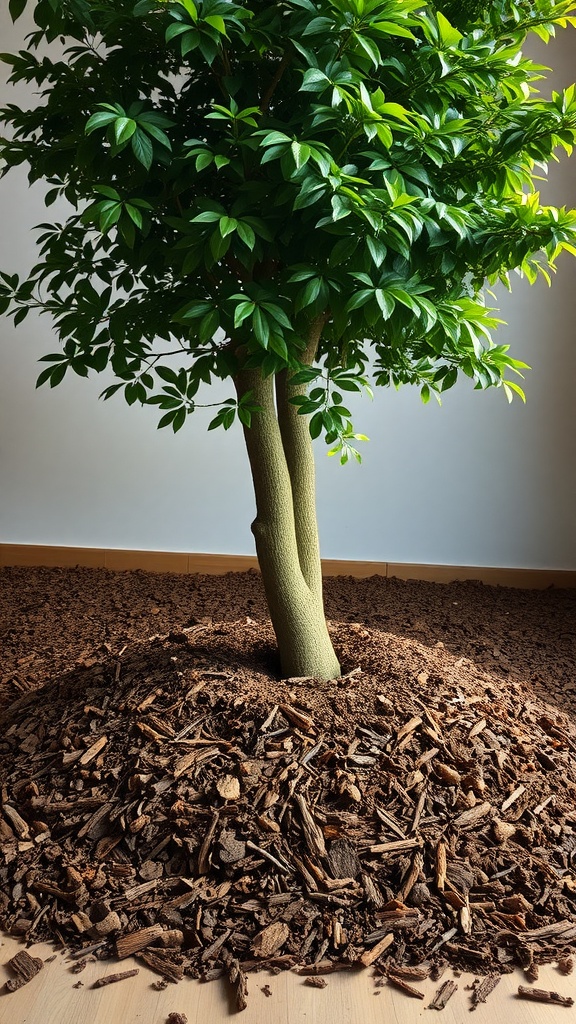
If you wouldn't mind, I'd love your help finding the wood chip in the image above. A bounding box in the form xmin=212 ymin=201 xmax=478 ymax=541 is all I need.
xmin=387 ymin=973 xmax=425 ymax=999
xmin=501 ymin=785 xmax=526 ymax=812
xmin=453 ymin=801 xmax=492 ymax=828
xmin=116 ymin=925 xmax=164 ymax=959
xmin=79 ymin=735 xmax=108 ymax=766
xmin=279 ymin=704 xmax=315 ymax=733
xmin=517 ymin=985 xmax=574 ymax=1007
xmin=216 ymin=774 xmax=240 ymax=801
xmin=92 ymin=969 xmax=139 ymax=988
xmin=470 ymin=973 xmax=501 ymax=1008
xmin=359 ymin=933 xmax=394 ymax=967
xmin=395 ymin=716 xmax=422 ymax=743
xmin=252 ymin=921 xmax=290 ymax=958
xmin=429 ymin=979 xmax=458 ymax=1010
xmin=436 ymin=840 xmax=447 ymax=891
xmin=369 ymin=838 xmax=422 ymax=855
xmin=4 ymin=950 xmax=44 ymax=992
xmin=294 ymin=795 xmax=326 ymax=859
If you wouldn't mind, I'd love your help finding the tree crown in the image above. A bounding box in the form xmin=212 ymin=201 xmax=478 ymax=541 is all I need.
xmin=2 ymin=0 xmax=576 ymax=460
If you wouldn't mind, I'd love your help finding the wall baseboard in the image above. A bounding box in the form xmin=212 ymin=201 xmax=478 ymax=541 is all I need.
xmin=1 ymin=544 xmax=575 ymax=589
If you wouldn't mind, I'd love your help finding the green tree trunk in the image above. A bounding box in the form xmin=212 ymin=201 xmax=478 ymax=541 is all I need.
xmin=234 ymin=327 xmax=340 ymax=682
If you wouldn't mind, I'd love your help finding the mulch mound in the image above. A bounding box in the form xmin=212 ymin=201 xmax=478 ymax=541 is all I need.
xmin=2 ymin=608 xmax=576 ymax=1006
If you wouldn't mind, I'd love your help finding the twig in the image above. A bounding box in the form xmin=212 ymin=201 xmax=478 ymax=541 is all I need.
xmin=92 ymin=969 xmax=139 ymax=988
xmin=246 ymin=840 xmax=293 ymax=874
xmin=517 ymin=985 xmax=574 ymax=1007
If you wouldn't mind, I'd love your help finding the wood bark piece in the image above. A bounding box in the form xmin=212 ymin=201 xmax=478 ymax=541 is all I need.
xmin=138 ymin=950 xmax=185 ymax=983
xmin=501 ymin=785 xmax=526 ymax=812
xmin=252 ymin=921 xmax=290 ymax=958
xmin=470 ymin=974 xmax=501 ymax=1009
xmin=216 ymin=775 xmax=240 ymax=801
xmin=197 ymin=812 xmax=220 ymax=874
xmin=116 ymin=924 xmax=164 ymax=959
xmin=369 ymin=838 xmax=422 ymax=855
xmin=224 ymin=955 xmax=248 ymax=1012
xmin=92 ymin=968 xmax=139 ymax=988
xmin=304 ymin=976 xmax=327 ymax=988
xmin=4 ymin=950 xmax=44 ymax=992
xmin=359 ymin=933 xmax=394 ymax=966
xmin=279 ymin=704 xmax=315 ymax=733
xmin=294 ymin=795 xmax=326 ymax=859
xmin=395 ymin=716 xmax=422 ymax=743
xmin=2 ymin=804 xmax=30 ymax=838
xmin=326 ymin=838 xmax=361 ymax=880
xmin=517 ymin=985 xmax=574 ymax=1007
xmin=429 ymin=979 xmax=458 ymax=1010
xmin=386 ymin=973 xmax=425 ymax=999
xmin=453 ymin=802 xmax=492 ymax=828
xmin=388 ymin=965 xmax=430 ymax=981
xmin=79 ymin=735 xmax=108 ymax=765
xmin=436 ymin=841 xmax=447 ymax=891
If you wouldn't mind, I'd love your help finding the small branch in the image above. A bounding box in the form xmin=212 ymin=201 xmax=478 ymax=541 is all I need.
xmin=517 ymin=986 xmax=574 ymax=1007
xmin=260 ymin=50 xmax=292 ymax=113
xmin=92 ymin=969 xmax=139 ymax=988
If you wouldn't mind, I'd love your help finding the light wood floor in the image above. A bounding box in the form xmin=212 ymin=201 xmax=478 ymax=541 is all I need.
xmin=2 ymin=934 xmax=576 ymax=1024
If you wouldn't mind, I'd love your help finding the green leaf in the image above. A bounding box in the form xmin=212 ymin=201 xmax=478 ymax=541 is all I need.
xmin=371 ymin=21 xmax=415 ymax=40
xmin=9 ymin=0 xmax=27 ymax=21
xmin=236 ymin=221 xmax=255 ymax=250
xmin=158 ymin=410 xmax=178 ymax=430
xmin=99 ymin=203 xmax=122 ymax=233
xmin=139 ymin=121 xmax=172 ymax=150
xmin=219 ymin=216 xmax=238 ymax=238
xmin=85 ymin=111 xmax=118 ymax=135
xmin=93 ymin=185 xmax=122 ymax=201
xmin=196 ymin=151 xmax=213 ymax=172
xmin=253 ymin=306 xmax=270 ymax=347
xmin=156 ymin=366 xmax=179 ymax=384
xmin=125 ymin=204 xmax=143 ymax=229
xmin=366 ymin=236 xmax=387 ymax=268
xmin=131 ymin=129 xmax=154 ymax=170
xmin=233 ymin=300 xmax=255 ymax=328
xmin=204 ymin=14 xmax=226 ymax=33
xmin=114 ymin=117 xmax=137 ymax=145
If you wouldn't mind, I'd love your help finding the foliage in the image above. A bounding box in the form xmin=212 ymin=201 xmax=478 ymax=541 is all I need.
xmin=2 ymin=0 xmax=576 ymax=462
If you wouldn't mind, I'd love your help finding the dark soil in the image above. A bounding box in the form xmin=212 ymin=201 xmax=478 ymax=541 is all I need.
xmin=1 ymin=566 xmax=576 ymax=1001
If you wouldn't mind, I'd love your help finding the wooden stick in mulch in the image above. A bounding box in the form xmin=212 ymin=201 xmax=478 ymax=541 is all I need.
xmin=92 ymin=969 xmax=139 ymax=988
xmin=428 ymin=979 xmax=458 ymax=1010
xmin=517 ymin=986 xmax=574 ymax=1007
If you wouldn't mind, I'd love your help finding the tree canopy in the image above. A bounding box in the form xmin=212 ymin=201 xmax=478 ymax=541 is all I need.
xmin=1 ymin=0 xmax=576 ymax=463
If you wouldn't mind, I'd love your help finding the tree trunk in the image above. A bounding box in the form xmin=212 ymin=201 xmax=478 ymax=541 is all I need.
xmin=234 ymin=326 xmax=340 ymax=681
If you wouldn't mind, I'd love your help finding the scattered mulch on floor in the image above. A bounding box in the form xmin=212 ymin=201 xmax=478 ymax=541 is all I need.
xmin=1 ymin=566 xmax=576 ymax=1008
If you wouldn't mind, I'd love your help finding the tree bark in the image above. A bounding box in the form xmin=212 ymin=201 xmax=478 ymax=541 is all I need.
xmin=234 ymin=326 xmax=340 ymax=681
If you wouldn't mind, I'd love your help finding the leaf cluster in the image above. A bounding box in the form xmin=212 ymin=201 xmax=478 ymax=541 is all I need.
xmin=2 ymin=0 xmax=576 ymax=444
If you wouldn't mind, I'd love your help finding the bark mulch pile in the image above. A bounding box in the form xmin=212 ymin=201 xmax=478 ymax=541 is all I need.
xmin=1 ymin=567 xmax=576 ymax=1010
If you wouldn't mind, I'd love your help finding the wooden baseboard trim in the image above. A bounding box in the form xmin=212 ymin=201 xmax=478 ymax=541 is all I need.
xmin=1 ymin=544 xmax=575 ymax=589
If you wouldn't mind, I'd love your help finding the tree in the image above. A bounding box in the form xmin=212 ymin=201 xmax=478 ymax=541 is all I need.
xmin=1 ymin=0 xmax=576 ymax=680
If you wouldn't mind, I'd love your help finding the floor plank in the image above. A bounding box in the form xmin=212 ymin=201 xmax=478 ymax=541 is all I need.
xmin=1 ymin=934 xmax=576 ymax=1024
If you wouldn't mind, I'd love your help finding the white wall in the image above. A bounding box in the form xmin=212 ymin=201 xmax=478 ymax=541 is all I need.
xmin=1 ymin=13 xmax=575 ymax=569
